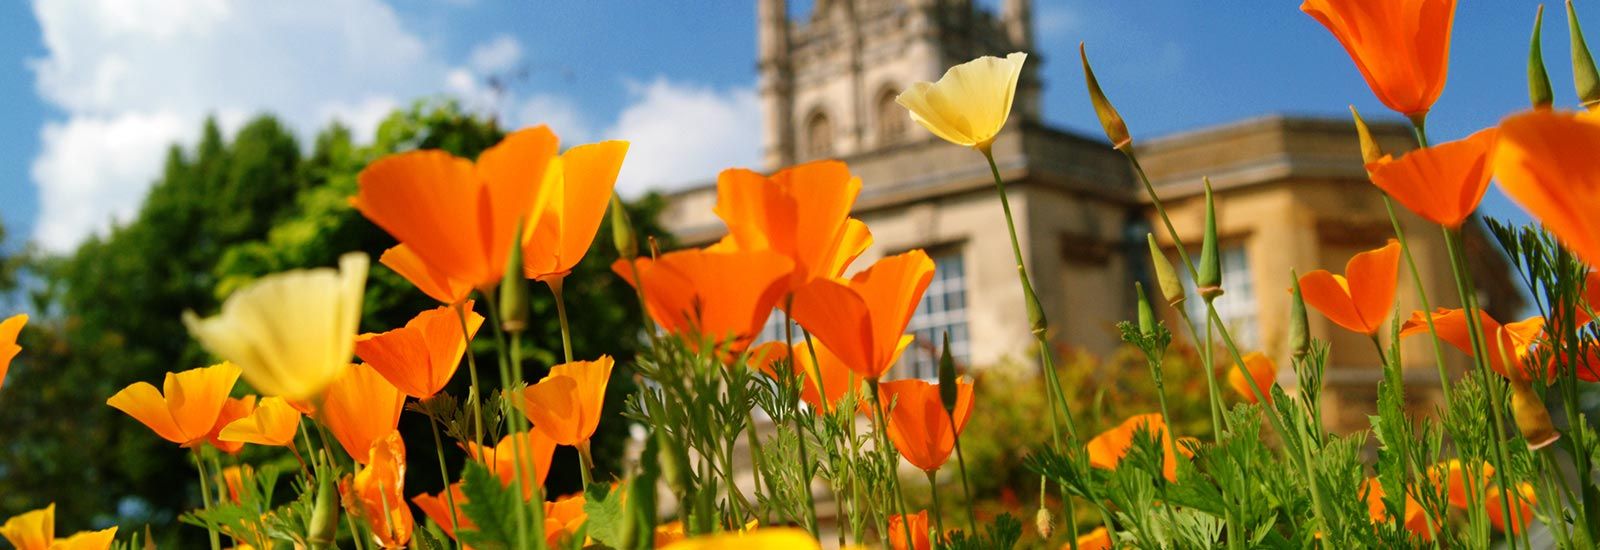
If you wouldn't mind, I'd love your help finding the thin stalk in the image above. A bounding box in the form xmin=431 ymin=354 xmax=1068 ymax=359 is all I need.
xmin=193 ymin=448 xmax=222 ymax=550
xmin=784 ymin=306 xmax=820 ymax=537
xmin=946 ymin=407 xmax=977 ymax=533
xmin=479 ymin=288 xmax=534 ymax=550
xmin=427 ymin=414 xmax=463 ymax=550
xmin=1380 ymin=195 xmax=1454 ymax=402
xmin=869 ymin=380 xmax=919 ymax=547
xmin=547 ymin=276 xmax=575 ymax=364
xmin=577 ymin=440 xmax=595 ymax=488
xmin=1206 ymin=299 xmax=1293 ymax=441
xmin=926 ymin=470 xmax=947 ymax=541
xmin=1176 ymin=308 xmax=1228 ymax=439
xmin=453 ymin=302 xmax=486 ymax=448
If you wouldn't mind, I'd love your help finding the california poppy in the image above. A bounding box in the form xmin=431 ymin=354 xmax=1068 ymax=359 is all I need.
xmin=0 ymin=504 xmax=52 ymax=550
xmin=1486 ymin=483 xmax=1537 ymax=534
xmin=520 ymin=356 xmax=613 ymax=447
xmin=464 ymin=431 xmax=559 ymax=500
xmin=748 ymin=338 xmax=877 ymax=414
xmin=219 ymin=396 xmax=303 ymax=448
xmin=887 ymin=510 xmax=931 ymax=550
xmin=380 ymin=244 xmax=472 ymax=306
xmin=661 ymin=528 xmax=819 ymax=550
xmin=184 ymin=253 xmax=367 ymax=400
xmin=413 ymin=483 xmax=472 ymax=542
xmin=343 ymin=431 xmax=412 ymax=548
xmin=355 ymin=301 xmax=483 ymax=399
xmin=1301 ymin=0 xmax=1456 ymax=117
xmin=790 ymin=250 xmax=935 ymax=380
xmin=523 ymin=141 xmax=629 ymax=282
xmin=896 ymin=53 xmax=1028 ymax=152
xmin=1074 ymin=527 xmax=1113 ymax=550
xmin=320 ymin=363 xmax=405 ymax=464
xmin=48 ymin=528 xmax=117 ymax=550
xmin=543 ymin=493 xmax=588 ymax=547
xmin=1366 ymin=128 xmax=1497 ymax=228
xmin=1085 ymin=413 xmax=1194 ymax=482
xmin=0 ymin=313 xmax=25 ymax=393
xmin=1361 ymin=478 xmax=1432 ymax=540
xmin=877 ymin=378 xmax=973 ymax=472
xmin=1495 ymin=110 xmax=1600 ymax=267
xmin=222 ymin=465 xmax=250 ymax=504
xmin=1298 ymin=240 xmax=1401 ymax=335
xmin=354 ymin=126 xmax=558 ymax=290
xmin=1229 ymin=352 xmax=1278 ymax=404
xmin=107 ymin=362 xmax=242 ymax=447
xmin=1427 ymin=459 xmax=1494 ymax=509
xmin=713 ymin=161 xmax=873 ymax=287
xmin=613 ymin=248 xmax=794 ymax=355
xmin=1400 ymin=309 xmax=1548 ymax=382
xmin=205 ymin=396 xmax=257 ymax=454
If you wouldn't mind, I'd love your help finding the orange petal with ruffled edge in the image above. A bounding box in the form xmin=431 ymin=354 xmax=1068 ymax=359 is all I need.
xmin=543 ymin=493 xmax=588 ymax=547
xmin=1367 ymin=128 xmax=1496 ymax=228
xmin=1496 ymin=110 xmax=1600 ymax=267
xmin=1299 ymin=240 xmax=1399 ymax=335
xmin=1401 ymin=309 xmax=1548 ymax=382
xmin=347 ymin=431 xmax=412 ymax=548
xmin=1487 ymin=483 xmax=1537 ymax=534
xmin=1085 ymin=413 xmax=1187 ymax=482
xmin=107 ymin=362 xmax=242 ymax=446
xmin=524 ymin=141 xmax=629 ymax=281
xmin=1360 ymin=477 xmax=1433 ymax=541
xmin=320 ymin=363 xmax=405 ymax=464
xmin=613 ymin=249 xmax=793 ymax=355
xmin=356 ymin=301 xmax=482 ymax=399
xmin=1301 ymin=0 xmax=1455 ymax=117
xmin=880 ymin=378 xmax=973 ymax=472
xmin=520 ymin=356 xmax=614 ymax=446
xmin=791 ymin=251 xmax=934 ymax=380
xmin=380 ymin=245 xmax=472 ymax=305
xmin=1229 ymin=352 xmax=1277 ymax=404
xmin=205 ymin=396 xmax=257 ymax=454
xmin=1075 ymin=527 xmax=1112 ymax=550
xmin=0 ymin=314 xmax=25 ymax=393
xmin=413 ymin=482 xmax=472 ymax=541
xmin=465 ymin=431 xmax=558 ymax=500
xmin=219 ymin=396 xmax=302 ymax=447
xmin=886 ymin=510 xmax=930 ymax=550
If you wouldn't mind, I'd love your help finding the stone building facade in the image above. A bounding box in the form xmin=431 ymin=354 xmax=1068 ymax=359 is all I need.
xmin=658 ymin=0 xmax=1519 ymax=429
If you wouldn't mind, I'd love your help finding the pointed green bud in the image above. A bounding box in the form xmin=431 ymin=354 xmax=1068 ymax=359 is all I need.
xmin=1196 ymin=178 xmax=1223 ymax=300
xmin=499 ymin=218 xmax=530 ymax=333
xmin=939 ymin=331 xmax=958 ymax=413
xmin=1080 ymin=43 xmax=1132 ymax=150
xmin=1136 ymin=282 xmax=1156 ymax=337
xmin=1147 ymin=234 xmax=1184 ymax=307
xmin=610 ymin=192 xmax=638 ymax=260
xmin=1023 ymin=277 xmax=1048 ymax=336
xmin=1290 ymin=270 xmax=1310 ymax=360
xmin=1533 ymin=5 xmax=1556 ymax=109
xmin=307 ymin=467 xmax=340 ymax=547
xmin=1570 ymin=1 xmax=1600 ymax=108
xmin=1349 ymin=106 xmax=1385 ymax=166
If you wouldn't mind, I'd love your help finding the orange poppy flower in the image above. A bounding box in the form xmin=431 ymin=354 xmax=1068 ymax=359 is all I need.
xmin=413 ymin=482 xmax=472 ymax=543
xmin=221 ymin=465 xmax=250 ymax=504
xmin=320 ymin=363 xmax=405 ymax=464
xmin=1495 ymin=110 xmax=1600 ymax=267
xmin=107 ymin=362 xmax=242 ymax=447
xmin=543 ymin=493 xmax=588 ymax=547
xmin=1298 ymin=239 xmax=1401 ymax=335
xmin=522 ymin=141 xmax=629 ymax=282
xmin=714 ymin=161 xmax=874 ymax=287
xmin=1361 ymin=478 xmax=1432 ymax=540
xmin=379 ymin=244 xmax=473 ymax=306
xmin=1071 ymin=527 xmax=1113 ymax=550
xmin=1426 ymin=459 xmax=1493 ymax=510
xmin=519 ymin=356 xmax=613 ymax=447
xmin=790 ymin=250 xmax=935 ymax=380
xmin=748 ymin=337 xmax=882 ymax=414
xmin=343 ymin=430 xmax=412 ymax=548
xmin=464 ymin=431 xmax=558 ymax=500
xmin=1301 ymin=0 xmax=1456 ymax=117
xmin=355 ymin=301 xmax=483 ymax=399
xmin=219 ymin=396 xmax=303 ymax=447
xmin=205 ymin=396 xmax=257 ymax=454
xmin=887 ymin=510 xmax=930 ymax=550
xmin=877 ymin=378 xmax=973 ymax=472
xmin=0 ymin=504 xmax=53 ymax=550
xmin=1366 ymin=128 xmax=1497 ymax=228
xmin=1085 ymin=413 xmax=1195 ymax=482
xmin=1229 ymin=352 xmax=1278 ymax=404
xmin=1400 ymin=309 xmax=1549 ymax=383
xmin=0 ymin=313 xmax=25 ymax=393
xmin=1486 ymin=483 xmax=1537 ymax=534
xmin=354 ymin=126 xmax=559 ymax=290
xmin=49 ymin=527 xmax=117 ymax=550
xmin=612 ymin=248 xmax=794 ymax=355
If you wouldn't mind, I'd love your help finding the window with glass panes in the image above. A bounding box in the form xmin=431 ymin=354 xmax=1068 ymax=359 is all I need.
xmin=896 ymin=248 xmax=971 ymax=379
xmin=1181 ymin=244 xmax=1258 ymax=348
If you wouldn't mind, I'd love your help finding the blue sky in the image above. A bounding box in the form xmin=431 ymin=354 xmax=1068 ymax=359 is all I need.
xmin=0 ymin=1 xmax=1581 ymax=254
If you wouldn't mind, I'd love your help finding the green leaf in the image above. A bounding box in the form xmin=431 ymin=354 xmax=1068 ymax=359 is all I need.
xmin=582 ymin=482 xmax=628 ymax=549
xmin=457 ymin=461 xmax=521 ymax=550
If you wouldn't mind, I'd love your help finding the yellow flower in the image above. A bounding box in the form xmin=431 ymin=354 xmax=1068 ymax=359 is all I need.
xmin=896 ymin=52 xmax=1027 ymax=152
xmin=49 ymin=527 xmax=117 ymax=550
xmin=183 ymin=253 xmax=368 ymax=400
xmin=1 ymin=504 xmax=53 ymax=550
xmin=661 ymin=527 xmax=819 ymax=550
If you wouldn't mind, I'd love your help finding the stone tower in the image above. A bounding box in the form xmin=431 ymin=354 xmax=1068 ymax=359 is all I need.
xmin=757 ymin=0 xmax=1039 ymax=170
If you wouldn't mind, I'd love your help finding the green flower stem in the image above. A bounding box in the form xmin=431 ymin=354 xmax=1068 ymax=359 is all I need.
xmin=926 ymin=470 xmax=946 ymax=540
xmin=546 ymin=276 xmax=575 ymax=364
xmin=945 ymin=407 xmax=977 ymax=533
xmin=480 ymin=288 xmax=539 ymax=550
xmin=1175 ymin=308 xmax=1228 ymax=439
xmin=784 ymin=307 xmax=821 ymax=538
xmin=192 ymin=448 xmax=222 ymax=550
xmin=1380 ymin=195 xmax=1454 ymax=402
xmin=453 ymin=302 xmax=488 ymax=452
xmin=868 ymin=380 xmax=919 ymax=548
xmin=427 ymin=414 xmax=464 ymax=550
xmin=577 ymin=440 xmax=595 ymax=488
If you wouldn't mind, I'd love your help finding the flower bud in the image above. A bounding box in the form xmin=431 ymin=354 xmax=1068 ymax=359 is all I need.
xmin=308 ymin=468 xmax=340 ymax=548
xmin=1024 ymin=278 xmax=1048 ymax=337
xmin=1136 ymin=282 xmax=1156 ymax=337
xmin=1510 ymin=381 xmax=1560 ymax=450
xmin=1147 ymin=234 xmax=1184 ymax=307
xmin=939 ymin=332 xmax=958 ymax=413
xmin=1349 ymin=106 xmax=1386 ymax=167
xmin=1035 ymin=507 xmax=1054 ymax=539
xmin=1289 ymin=272 xmax=1310 ymax=360
xmin=499 ymin=218 xmax=530 ymax=333
xmin=610 ymin=192 xmax=638 ymax=260
xmin=1079 ymin=43 xmax=1132 ymax=150
xmin=1570 ymin=0 xmax=1600 ymax=108
xmin=1196 ymin=179 xmax=1223 ymax=301
xmin=1532 ymin=5 xmax=1555 ymax=109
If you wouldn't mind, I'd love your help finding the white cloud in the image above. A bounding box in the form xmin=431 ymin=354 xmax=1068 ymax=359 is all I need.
xmin=31 ymin=112 xmax=191 ymax=250
xmin=468 ymin=34 xmax=522 ymax=74
xmin=605 ymin=78 xmax=762 ymax=195
xmin=514 ymin=94 xmax=592 ymax=145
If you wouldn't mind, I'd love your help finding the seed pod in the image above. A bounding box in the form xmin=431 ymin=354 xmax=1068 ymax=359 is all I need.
xmin=1136 ymin=282 xmax=1156 ymax=337
xmin=1147 ymin=234 xmax=1184 ymax=307
xmin=1570 ymin=1 xmax=1600 ymax=108
xmin=1079 ymin=43 xmax=1132 ymax=150
xmin=307 ymin=468 xmax=340 ymax=548
xmin=499 ymin=218 xmax=530 ymax=333
xmin=610 ymin=192 xmax=638 ymax=260
xmin=1289 ymin=272 xmax=1310 ymax=360
xmin=1532 ymin=5 xmax=1555 ymax=109
xmin=1349 ymin=106 xmax=1385 ymax=167
xmin=1511 ymin=381 xmax=1561 ymax=451
xmin=1035 ymin=508 xmax=1054 ymax=539
xmin=1196 ymin=179 xmax=1223 ymax=301
xmin=939 ymin=332 xmax=958 ymax=413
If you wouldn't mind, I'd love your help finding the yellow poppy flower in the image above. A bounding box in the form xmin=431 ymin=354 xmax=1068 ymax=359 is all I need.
xmin=896 ymin=52 xmax=1027 ymax=152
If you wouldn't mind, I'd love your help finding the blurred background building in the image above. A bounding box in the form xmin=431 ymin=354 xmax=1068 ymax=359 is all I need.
xmin=657 ymin=0 xmax=1521 ymax=431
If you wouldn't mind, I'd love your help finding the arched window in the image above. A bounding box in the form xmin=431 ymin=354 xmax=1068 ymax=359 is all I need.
xmin=805 ymin=110 xmax=833 ymax=160
xmin=876 ymin=87 xmax=905 ymax=145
